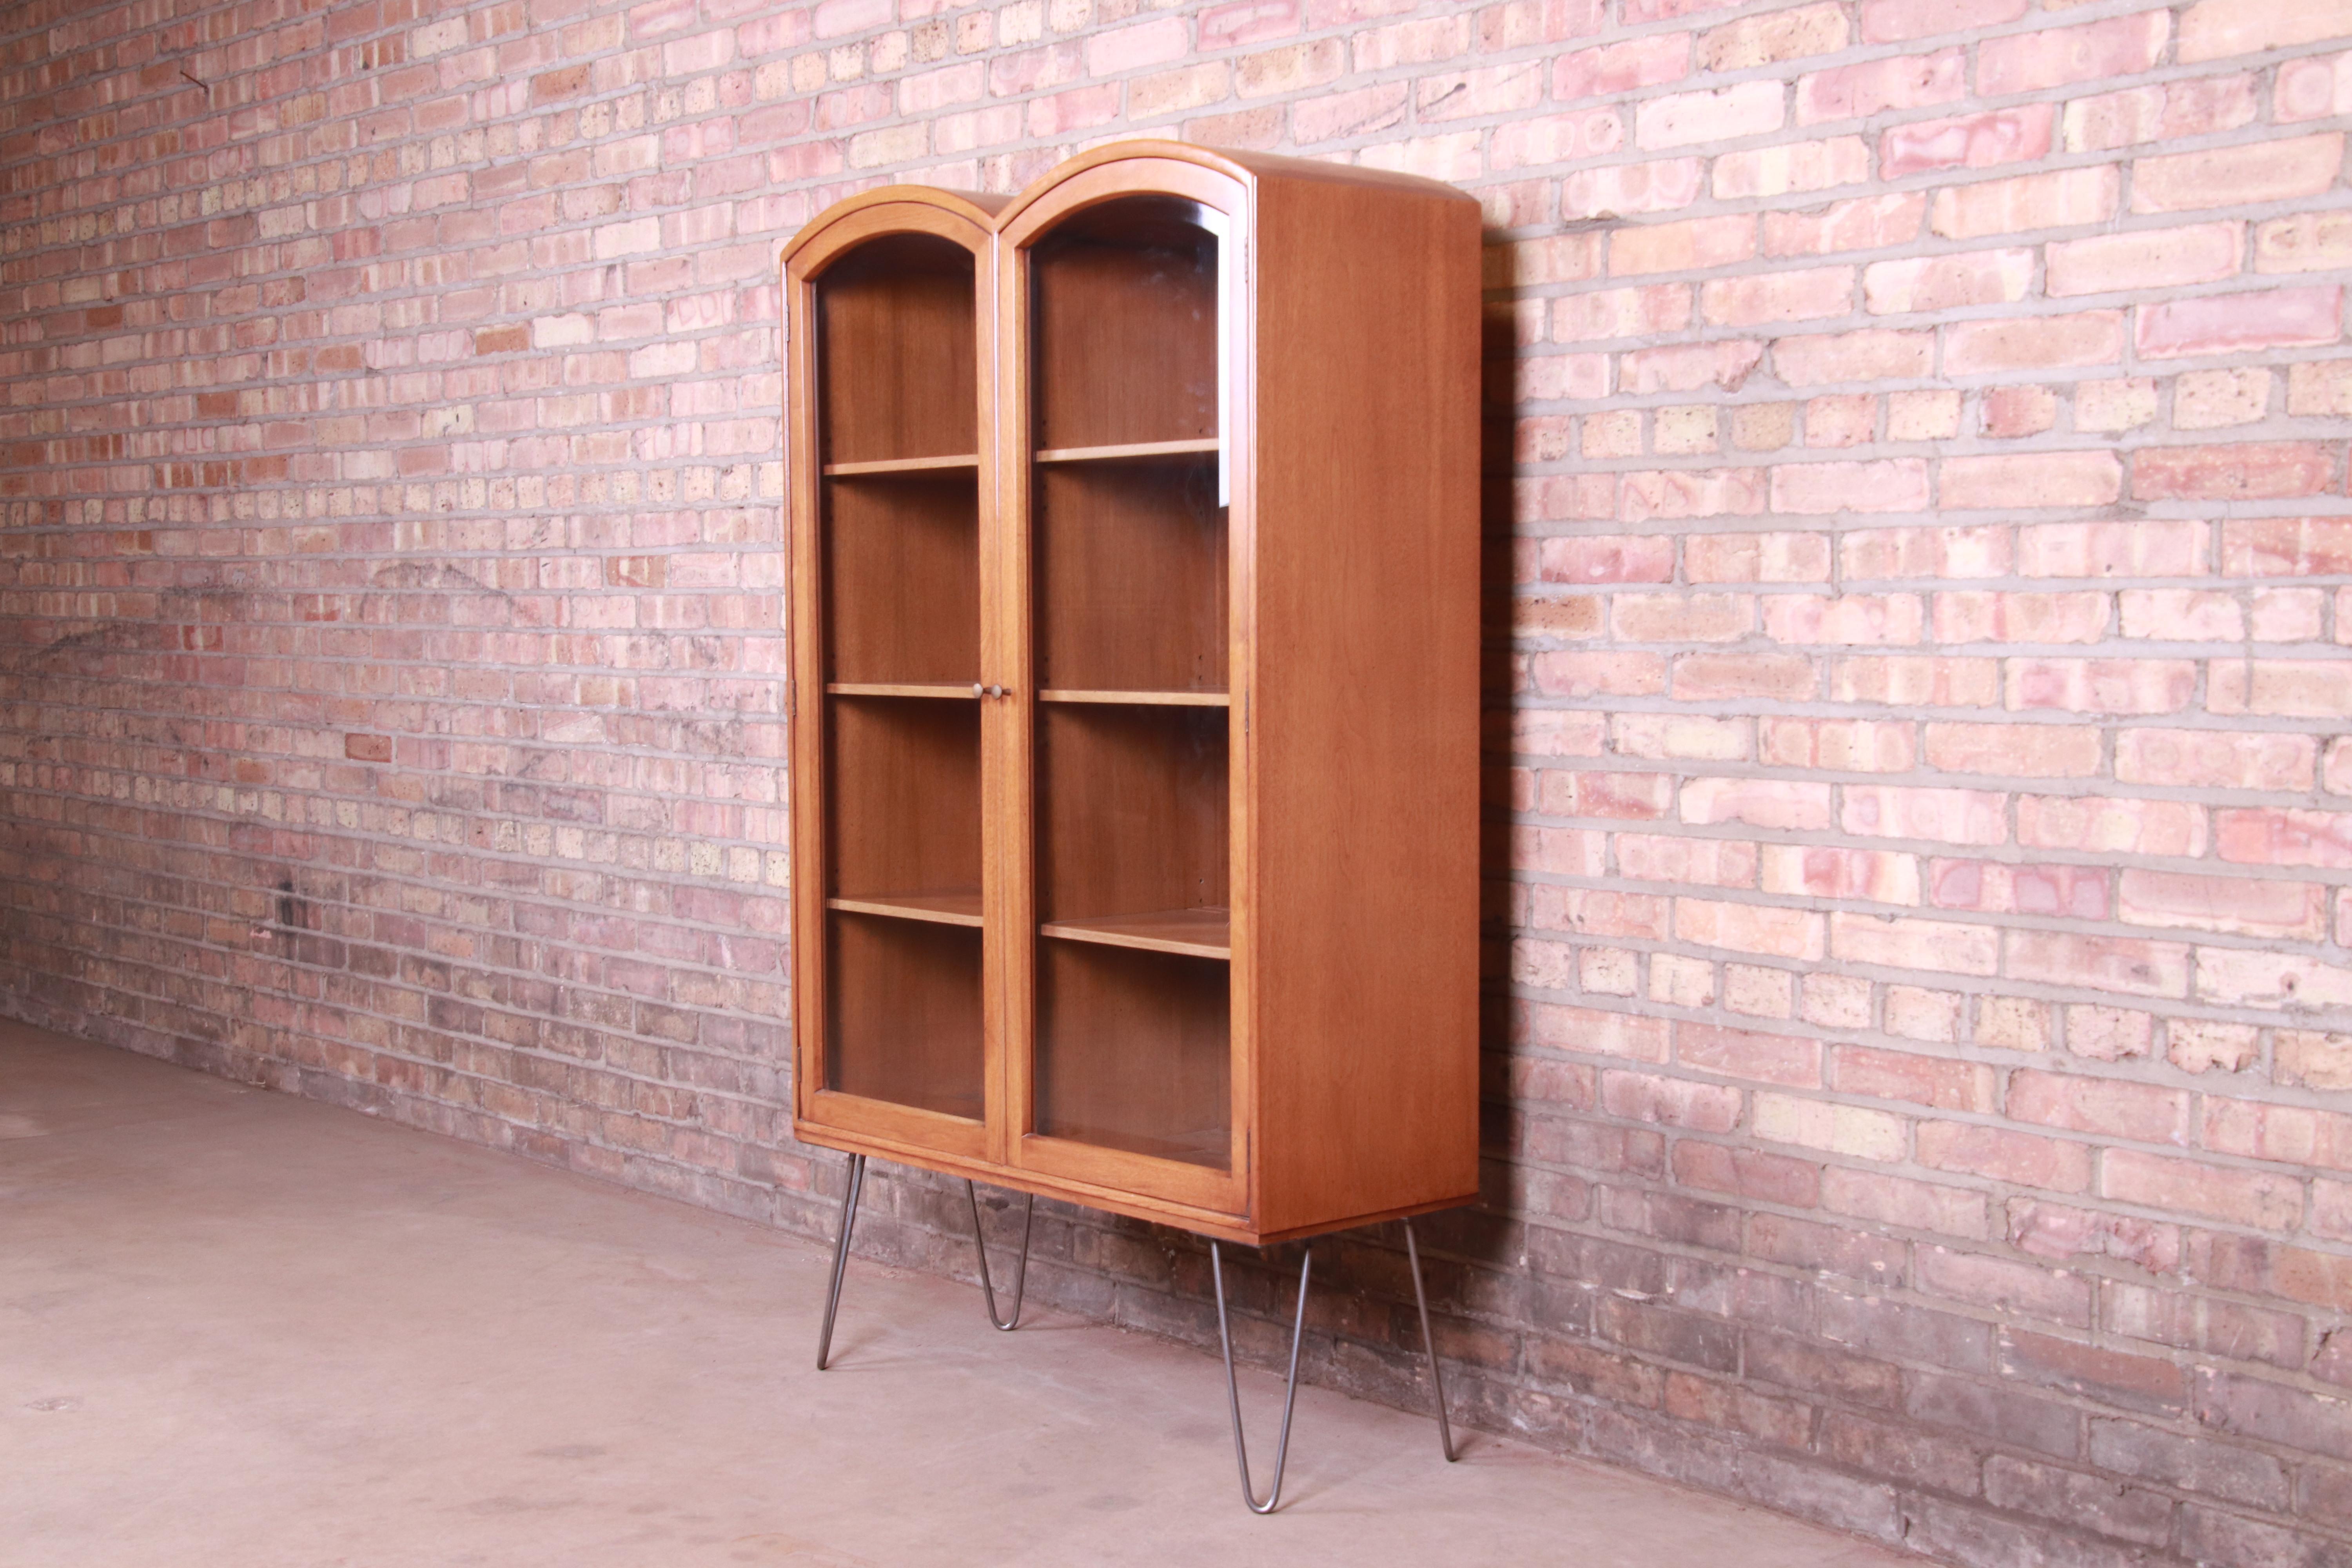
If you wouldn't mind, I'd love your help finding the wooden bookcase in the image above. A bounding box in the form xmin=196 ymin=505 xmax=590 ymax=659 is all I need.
xmin=782 ymin=142 xmax=1481 ymax=1246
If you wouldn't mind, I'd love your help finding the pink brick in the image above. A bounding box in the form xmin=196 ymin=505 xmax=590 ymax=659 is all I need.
xmin=1552 ymin=33 xmax=1691 ymax=101
xmin=1842 ymin=785 xmax=2007 ymax=846
xmin=2066 ymin=74 xmax=2261 ymax=151
xmin=1863 ymin=248 xmax=2033 ymax=314
xmin=2018 ymin=521 xmax=2208 ymax=579
xmin=2045 ymin=223 xmax=2243 ymax=299
xmin=1762 ymin=844 xmax=1922 ymax=904
xmin=1676 ymin=1024 xmax=1822 ymax=1089
xmin=1610 ymin=215 xmax=1758 ymax=276
xmin=1860 ymin=0 xmax=2027 ymax=43
xmin=1561 ymin=159 xmax=1706 ymax=220
xmin=1700 ymin=267 xmax=1854 ymax=328
xmin=2006 ymin=931 xmax=2194 ymax=1000
xmin=1675 ymin=899 xmax=1826 ymax=962
xmin=1771 ymin=330 xmax=1933 ymax=385
xmin=2119 ymin=869 xmax=2329 ymax=941
xmin=1553 ymin=285 xmax=1694 ymax=343
xmin=1920 ymin=1123 xmax=2091 ymax=1192
xmin=1931 ymin=166 xmax=2118 ymax=240
xmin=1940 ymin=453 xmax=2122 ymax=510
xmin=2018 ymin=795 xmax=2208 ymax=857
xmin=1924 ymin=720 xmax=2103 ymax=776
xmin=1796 ymin=50 xmax=1965 ymax=125
xmin=1928 ymin=860 xmax=2109 ymax=920
xmin=2214 ymin=808 xmax=2352 ymax=870
xmin=2178 ymin=0 xmax=2352 ymax=63
xmin=2116 ymin=729 xmax=2315 ymax=791
xmin=1538 ymin=535 xmax=1674 ymax=584
xmin=2132 ymin=444 xmax=2336 ymax=502
xmin=2103 ymin=1151 xmax=2302 ymax=1232
xmin=1764 ymin=193 xmax=1926 ymax=258
xmin=2132 ymin=134 xmax=2346 ymax=214
xmin=1976 ymin=13 xmax=2171 ymax=97
xmin=1762 ymin=592 xmax=1926 ymax=644
xmin=1636 ymin=81 xmax=1785 ymax=150
xmin=2222 ymin=517 xmax=2352 ymax=576
xmin=2136 ymin=287 xmax=2343 ymax=360
xmin=1880 ymin=105 xmax=2053 ymax=179
xmin=1830 ymin=912 xmax=2001 ymax=973
xmin=1943 ymin=312 xmax=2125 ymax=375
xmin=1681 ymin=777 xmax=1835 ymax=831
xmin=2006 ymin=659 xmax=2198 ymax=716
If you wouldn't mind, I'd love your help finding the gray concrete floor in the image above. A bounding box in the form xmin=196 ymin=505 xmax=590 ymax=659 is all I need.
xmin=1 ymin=1018 xmax=1911 ymax=1566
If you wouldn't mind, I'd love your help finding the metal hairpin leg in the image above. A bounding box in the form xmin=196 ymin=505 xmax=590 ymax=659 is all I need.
xmin=965 ymin=1180 xmax=1034 ymax=1331
xmin=1210 ymin=1239 xmax=1313 ymax=1514
xmin=1404 ymin=1217 xmax=1459 ymax=1463
xmin=815 ymin=1153 xmax=866 ymax=1371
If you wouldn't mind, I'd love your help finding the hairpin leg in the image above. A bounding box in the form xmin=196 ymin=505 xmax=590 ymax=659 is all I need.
xmin=1210 ymin=1239 xmax=1312 ymax=1515
xmin=965 ymin=1179 xmax=1034 ymax=1331
xmin=1403 ymin=1217 xmax=1458 ymax=1462
xmin=815 ymin=1153 xmax=866 ymax=1371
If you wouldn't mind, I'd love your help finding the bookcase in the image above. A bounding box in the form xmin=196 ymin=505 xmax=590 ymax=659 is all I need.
xmin=782 ymin=141 xmax=1480 ymax=1250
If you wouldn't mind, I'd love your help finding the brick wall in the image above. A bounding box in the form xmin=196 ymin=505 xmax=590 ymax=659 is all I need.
xmin=4 ymin=0 xmax=2352 ymax=1560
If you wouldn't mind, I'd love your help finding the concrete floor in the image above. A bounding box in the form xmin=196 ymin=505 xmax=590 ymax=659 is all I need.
xmin=1 ymin=1019 xmax=1913 ymax=1567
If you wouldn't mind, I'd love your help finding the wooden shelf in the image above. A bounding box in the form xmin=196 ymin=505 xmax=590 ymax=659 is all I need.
xmin=1034 ymin=438 xmax=1220 ymax=465
xmin=1038 ymin=688 xmax=1229 ymax=707
xmin=826 ymin=682 xmax=979 ymax=699
xmin=823 ymin=454 xmax=980 ymax=477
xmin=1042 ymin=907 xmax=1231 ymax=960
xmin=829 ymin=891 xmax=984 ymax=927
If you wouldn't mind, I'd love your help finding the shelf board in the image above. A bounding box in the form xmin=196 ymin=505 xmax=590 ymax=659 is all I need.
xmin=1033 ymin=438 xmax=1220 ymax=465
xmin=1036 ymin=688 xmax=1229 ymax=707
xmin=822 ymin=454 xmax=980 ymax=477
xmin=828 ymin=892 xmax=984 ymax=927
xmin=826 ymin=682 xmax=980 ymax=700
xmin=1040 ymin=907 xmax=1230 ymax=960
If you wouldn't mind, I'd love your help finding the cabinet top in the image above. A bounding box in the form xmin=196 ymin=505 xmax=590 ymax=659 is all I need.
xmin=781 ymin=138 xmax=1478 ymax=263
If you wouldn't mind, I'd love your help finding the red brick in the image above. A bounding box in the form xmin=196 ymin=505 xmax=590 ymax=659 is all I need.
xmin=1610 ymin=215 xmax=1758 ymax=276
xmin=1831 ymin=913 xmax=2001 ymax=974
xmin=1837 ymin=1047 xmax=1994 ymax=1112
xmin=2105 ymin=1151 xmax=2303 ymax=1231
xmin=2009 ymin=1070 xmax=2190 ymax=1146
xmin=1700 ymin=267 xmax=1855 ymax=327
xmin=1920 ymin=1122 xmax=2091 ymax=1188
xmin=2133 ymin=443 xmax=2335 ymax=502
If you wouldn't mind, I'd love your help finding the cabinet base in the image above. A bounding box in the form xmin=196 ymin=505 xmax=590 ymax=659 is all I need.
xmin=793 ymin=1118 xmax=1475 ymax=1245
xmin=809 ymin=1147 xmax=1463 ymax=1514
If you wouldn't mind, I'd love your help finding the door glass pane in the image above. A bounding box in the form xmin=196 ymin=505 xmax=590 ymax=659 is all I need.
xmin=1027 ymin=196 xmax=1233 ymax=1170
xmin=815 ymin=233 xmax=984 ymax=1120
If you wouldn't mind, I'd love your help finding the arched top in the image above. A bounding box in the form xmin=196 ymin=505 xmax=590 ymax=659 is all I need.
xmin=995 ymin=139 xmax=1477 ymax=228
xmin=780 ymin=184 xmax=1013 ymax=265
xmin=784 ymin=142 xmax=1479 ymax=259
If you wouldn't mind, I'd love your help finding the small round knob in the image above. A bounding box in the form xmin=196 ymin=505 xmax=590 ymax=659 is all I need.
xmin=973 ymin=683 xmax=985 ymax=697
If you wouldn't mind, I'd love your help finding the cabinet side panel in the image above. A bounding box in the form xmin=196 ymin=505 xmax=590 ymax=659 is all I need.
xmin=1250 ymin=178 xmax=1483 ymax=1235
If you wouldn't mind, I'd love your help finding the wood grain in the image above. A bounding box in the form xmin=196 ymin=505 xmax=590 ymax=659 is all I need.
xmin=1041 ymin=906 xmax=1231 ymax=958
